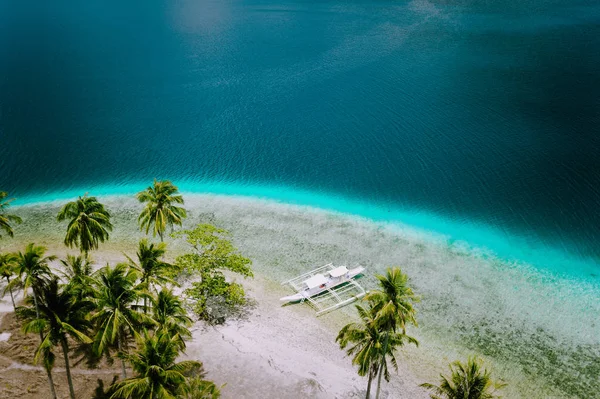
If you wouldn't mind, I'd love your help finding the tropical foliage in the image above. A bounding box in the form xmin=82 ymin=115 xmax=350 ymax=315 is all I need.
xmin=0 ymin=252 xmax=19 ymax=311
xmin=0 ymin=191 xmax=22 ymax=239
xmin=92 ymin=263 xmax=151 ymax=379
xmin=20 ymin=277 xmax=94 ymax=399
xmin=57 ymin=194 xmax=113 ymax=254
xmin=111 ymin=330 xmax=203 ymax=399
xmin=126 ymin=239 xmax=175 ymax=313
xmin=364 ymin=267 xmax=419 ymax=399
xmin=14 ymin=243 xmax=55 ymax=313
xmin=337 ymin=267 xmax=419 ymax=399
xmin=13 ymin=243 xmax=58 ymax=398
xmin=60 ymin=254 xmax=95 ymax=300
xmin=0 ymin=187 xmax=227 ymax=399
xmin=420 ymin=356 xmax=506 ymax=399
xmin=173 ymin=224 xmax=253 ymax=323
xmin=152 ymin=288 xmax=192 ymax=347
xmin=136 ymin=180 xmax=187 ymax=241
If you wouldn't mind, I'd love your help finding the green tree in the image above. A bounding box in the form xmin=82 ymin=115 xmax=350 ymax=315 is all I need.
xmin=57 ymin=194 xmax=113 ymax=254
xmin=420 ymin=357 xmax=506 ymax=399
xmin=337 ymin=304 xmax=418 ymax=399
xmin=126 ymin=239 xmax=175 ymax=313
xmin=60 ymin=253 xmax=95 ymax=300
xmin=21 ymin=277 xmax=94 ymax=399
xmin=181 ymin=376 xmax=221 ymax=399
xmin=174 ymin=224 xmax=252 ymax=323
xmin=0 ymin=191 xmax=22 ymax=239
xmin=14 ymin=243 xmax=56 ymax=398
xmin=14 ymin=243 xmax=55 ymax=317
xmin=110 ymin=330 xmax=204 ymax=399
xmin=173 ymin=224 xmax=253 ymax=278
xmin=0 ymin=252 xmax=19 ymax=311
xmin=337 ymin=304 xmax=382 ymax=399
xmin=152 ymin=288 xmax=192 ymax=348
xmin=364 ymin=267 xmax=419 ymax=399
xmin=136 ymin=180 xmax=187 ymax=242
xmin=92 ymin=263 xmax=152 ymax=379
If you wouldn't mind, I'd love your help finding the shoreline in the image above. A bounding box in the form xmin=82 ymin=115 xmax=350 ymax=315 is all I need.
xmin=1 ymin=194 xmax=599 ymax=398
xmin=8 ymin=184 xmax=600 ymax=279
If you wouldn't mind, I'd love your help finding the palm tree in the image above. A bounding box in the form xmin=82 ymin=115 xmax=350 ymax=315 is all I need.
xmin=126 ymin=239 xmax=175 ymax=312
xmin=60 ymin=253 xmax=95 ymax=300
xmin=136 ymin=180 xmax=187 ymax=241
xmin=420 ymin=357 xmax=506 ymax=399
xmin=14 ymin=243 xmax=55 ymax=317
xmin=152 ymin=288 xmax=192 ymax=348
xmin=14 ymin=243 xmax=56 ymax=397
xmin=181 ymin=376 xmax=221 ymax=399
xmin=92 ymin=263 xmax=152 ymax=379
xmin=111 ymin=329 xmax=203 ymax=399
xmin=337 ymin=304 xmax=418 ymax=399
xmin=0 ymin=191 xmax=22 ymax=239
xmin=364 ymin=267 xmax=419 ymax=399
xmin=21 ymin=277 xmax=94 ymax=399
xmin=0 ymin=252 xmax=19 ymax=311
xmin=337 ymin=304 xmax=383 ymax=399
xmin=57 ymin=194 xmax=113 ymax=254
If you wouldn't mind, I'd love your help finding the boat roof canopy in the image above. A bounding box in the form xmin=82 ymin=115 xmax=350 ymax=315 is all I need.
xmin=328 ymin=266 xmax=348 ymax=278
xmin=304 ymin=274 xmax=328 ymax=289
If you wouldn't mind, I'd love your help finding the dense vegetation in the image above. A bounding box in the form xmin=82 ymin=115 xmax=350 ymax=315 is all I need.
xmin=0 ymin=184 xmax=227 ymax=398
xmin=0 ymin=186 xmax=505 ymax=399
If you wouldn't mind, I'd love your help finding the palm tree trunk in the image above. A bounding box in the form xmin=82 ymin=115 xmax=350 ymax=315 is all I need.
xmin=32 ymin=290 xmax=40 ymax=318
xmin=366 ymin=368 xmax=374 ymax=399
xmin=45 ymin=363 xmax=58 ymax=399
xmin=5 ymin=276 xmax=16 ymax=311
xmin=61 ymin=338 xmax=76 ymax=399
xmin=32 ymin=287 xmax=56 ymax=399
xmin=118 ymin=335 xmax=127 ymax=379
xmin=142 ymin=278 xmax=148 ymax=314
xmin=375 ymin=333 xmax=390 ymax=399
xmin=34 ymin=290 xmax=57 ymax=399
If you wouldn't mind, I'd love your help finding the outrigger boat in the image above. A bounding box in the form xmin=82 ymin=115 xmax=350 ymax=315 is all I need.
xmin=280 ymin=265 xmax=365 ymax=303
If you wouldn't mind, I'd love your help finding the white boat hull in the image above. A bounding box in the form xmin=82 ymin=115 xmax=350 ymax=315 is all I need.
xmin=280 ymin=266 xmax=365 ymax=303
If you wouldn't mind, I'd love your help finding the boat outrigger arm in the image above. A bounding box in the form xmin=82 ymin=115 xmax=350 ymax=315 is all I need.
xmin=280 ymin=263 xmax=367 ymax=315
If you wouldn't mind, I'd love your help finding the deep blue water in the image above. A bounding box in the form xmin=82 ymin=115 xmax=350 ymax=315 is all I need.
xmin=1 ymin=0 xmax=599 ymax=270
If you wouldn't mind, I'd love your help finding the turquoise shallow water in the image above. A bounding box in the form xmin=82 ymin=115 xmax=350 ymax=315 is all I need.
xmin=1 ymin=0 xmax=599 ymax=275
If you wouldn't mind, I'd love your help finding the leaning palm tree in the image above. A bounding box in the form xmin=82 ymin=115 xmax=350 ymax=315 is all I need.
xmin=420 ymin=357 xmax=506 ymax=399
xmin=136 ymin=180 xmax=187 ymax=241
xmin=111 ymin=330 xmax=203 ymax=399
xmin=57 ymin=194 xmax=113 ymax=254
xmin=0 ymin=191 xmax=22 ymax=239
xmin=364 ymin=267 xmax=419 ymax=399
xmin=152 ymin=288 xmax=192 ymax=348
xmin=126 ymin=239 xmax=175 ymax=312
xmin=21 ymin=277 xmax=94 ymax=399
xmin=92 ymin=263 xmax=152 ymax=379
xmin=60 ymin=253 xmax=95 ymax=300
xmin=0 ymin=252 xmax=19 ymax=311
